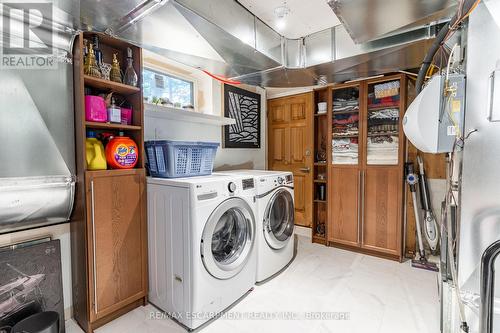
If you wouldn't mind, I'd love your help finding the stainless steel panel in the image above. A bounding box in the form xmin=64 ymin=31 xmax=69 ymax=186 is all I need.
xmin=255 ymin=19 xmax=283 ymax=63
xmin=459 ymin=2 xmax=500 ymax=331
xmin=80 ymin=0 xmax=148 ymax=32
xmin=175 ymin=0 xmax=256 ymax=47
xmin=329 ymin=0 xmax=456 ymax=43
xmin=173 ymin=1 xmax=281 ymax=77
xmin=0 ymin=2 xmax=76 ymax=232
xmin=305 ymin=28 xmax=333 ymax=67
xmin=284 ymin=38 xmax=304 ymax=69
xmin=0 ymin=176 xmax=75 ymax=233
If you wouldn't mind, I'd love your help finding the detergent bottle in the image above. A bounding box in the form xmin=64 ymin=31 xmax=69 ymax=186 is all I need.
xmin=86 ymin=131 xmax=107 ymax=170
xmin=105 ymin=132 xmax=138 ymax=169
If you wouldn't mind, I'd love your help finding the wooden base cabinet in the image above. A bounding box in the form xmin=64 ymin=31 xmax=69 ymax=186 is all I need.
xmin=86 ymin=170 xmax=147 ymax=322
xmin=329 ymin=168 xmax=360 ymax=247
xmin=362 ymin=168 xmax=402 ymax=256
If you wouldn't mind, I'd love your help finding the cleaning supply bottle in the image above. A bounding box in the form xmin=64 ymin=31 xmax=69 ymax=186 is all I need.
xmin=86 ymin=131 xmax=107 ymax=170
xmin=105 ymin=132 xmax=138 ymax=169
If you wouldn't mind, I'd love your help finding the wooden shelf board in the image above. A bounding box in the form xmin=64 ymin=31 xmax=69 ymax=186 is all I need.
xmin=85 ymin=168 xmax=145 ymax=176
xmin=368 ymin=105 xmax=400 ymax=111
xmin=333 ymin=110 xmax=359 ymax=115
xmin=86 ymin=121 xmax=142 ymax=131
xmin=367 ymin=132 xmax=399 ymax=137
xmin=315 ymin=113 xmax=328 ymax=117
xmin=84 ymin=75 xmax=140 ymax=95
xmin=314 ymin=199 xmax=327 ymax=203
xmin=314 ymin=162 xmax=327 ymax=166
xmin=314 ymin=179 xmax=327 ymax=183
xmin=333 ymin=134 xmax=359 ymax=139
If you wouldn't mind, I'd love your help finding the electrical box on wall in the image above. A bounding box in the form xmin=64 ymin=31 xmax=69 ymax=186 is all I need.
xmin=403 ymin=74 xmax=466 ymax=153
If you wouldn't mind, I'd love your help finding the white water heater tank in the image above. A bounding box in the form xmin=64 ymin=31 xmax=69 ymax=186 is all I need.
xmin=403 ymin=74 xmax=465 ymax=153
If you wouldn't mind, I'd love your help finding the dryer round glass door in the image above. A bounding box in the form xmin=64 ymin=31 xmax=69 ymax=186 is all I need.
xmin=201 ymin=197 xmax=255 ymax=280
xmin=264 ymin=188 xmax=294 ymax=250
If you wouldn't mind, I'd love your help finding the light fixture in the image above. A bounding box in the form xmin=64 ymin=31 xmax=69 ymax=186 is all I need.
xmin=274 ymin=1 xmax=290 ymax=31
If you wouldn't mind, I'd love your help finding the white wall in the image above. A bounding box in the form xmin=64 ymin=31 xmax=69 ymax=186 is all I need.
xmin=0 ymin=224 xmax=73 ymax=320
xmin=143 ymin=53 xmax=268 ymax=170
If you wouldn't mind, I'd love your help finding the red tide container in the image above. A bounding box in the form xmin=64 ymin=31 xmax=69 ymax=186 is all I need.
xmin=105 ymin=133 xmax=138 ymax=169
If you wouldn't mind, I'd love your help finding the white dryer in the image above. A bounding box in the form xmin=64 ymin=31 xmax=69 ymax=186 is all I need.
xmin=215 ymin=170 xmax=295 ymax=282
xmin=147 ymin=174 xmax=257 ymax=330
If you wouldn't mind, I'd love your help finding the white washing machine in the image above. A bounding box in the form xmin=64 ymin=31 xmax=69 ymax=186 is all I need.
xmin=147 ymin=174 xmax=257 ymax=330
xmin=215 ymin=170 xmax=295 ymax=282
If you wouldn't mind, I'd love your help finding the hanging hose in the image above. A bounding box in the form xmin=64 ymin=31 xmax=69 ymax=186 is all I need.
xmin=415 ymin=0 xmax=480 ymax=94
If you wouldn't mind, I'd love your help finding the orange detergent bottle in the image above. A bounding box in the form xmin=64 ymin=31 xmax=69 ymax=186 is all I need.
xmin=105 ymin=132 xmax=139 ymax=169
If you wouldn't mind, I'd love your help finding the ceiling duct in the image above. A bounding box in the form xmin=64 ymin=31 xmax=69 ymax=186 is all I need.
xmin=80 ymin=0 xmax=453 ymax=87
xmin=327 ymin=0 xmax=457 ymax=44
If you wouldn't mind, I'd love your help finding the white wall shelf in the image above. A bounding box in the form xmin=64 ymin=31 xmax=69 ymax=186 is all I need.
xmin=144 ymin=103 xmax=235 ymax=126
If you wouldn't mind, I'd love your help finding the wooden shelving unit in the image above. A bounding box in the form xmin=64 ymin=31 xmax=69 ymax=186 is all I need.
xmin=71 ymin=32 xmax=147 ymax=333
xmin=312 ymin=74 xmax=408 ymax=261
xmin=311 ymin=87 xmax=331 ymax=243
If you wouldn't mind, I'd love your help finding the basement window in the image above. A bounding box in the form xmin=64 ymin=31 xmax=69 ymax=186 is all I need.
xmin=142 ymin=68 xmax=194 ymax=107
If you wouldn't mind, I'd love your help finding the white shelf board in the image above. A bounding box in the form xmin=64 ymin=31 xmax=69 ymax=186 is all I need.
xmin=144 ymin=103 xmax=235 ymax=126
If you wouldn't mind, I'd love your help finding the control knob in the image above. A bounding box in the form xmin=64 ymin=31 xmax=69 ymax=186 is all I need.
xmin=228 ymin=182 xmax=237 ymax=193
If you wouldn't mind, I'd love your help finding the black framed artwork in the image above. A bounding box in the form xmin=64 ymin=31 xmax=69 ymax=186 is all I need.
xmin=223 ymin=84 xmax=261 ymax=148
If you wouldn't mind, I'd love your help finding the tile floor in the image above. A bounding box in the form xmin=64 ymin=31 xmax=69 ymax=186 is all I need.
xmin=66 ymin=236 xmax=440 ymax=333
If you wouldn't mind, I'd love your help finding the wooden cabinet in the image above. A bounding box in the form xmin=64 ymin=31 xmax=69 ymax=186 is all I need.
xmin=362 ymin=168 xmax=402 ymax=255
xmin=330 ymin=168 xmax=360 ymax=246
xmin=268 ymin=93 xmax=313 ymax=227
xmin=86 ymin=170 xmax=147 ymax=322
xmin=71 ymin=32 xmax=148 ymax=332
xmin=312 ymin=74 xmax=407 ymax=261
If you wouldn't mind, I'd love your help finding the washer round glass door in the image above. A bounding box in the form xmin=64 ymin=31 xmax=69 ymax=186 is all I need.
xmin=263 ymin=188 xmax=294 ymax=250
xmin=201 ymin=197 xmax=255 ymax=280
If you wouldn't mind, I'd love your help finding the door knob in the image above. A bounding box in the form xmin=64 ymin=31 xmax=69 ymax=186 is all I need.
xmin=299 ymin=167 xmax=311 ymax=173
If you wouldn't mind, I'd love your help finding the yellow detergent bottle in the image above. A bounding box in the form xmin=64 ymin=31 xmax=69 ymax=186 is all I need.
xmin=86 ymin=131 xmax=107 ymax=170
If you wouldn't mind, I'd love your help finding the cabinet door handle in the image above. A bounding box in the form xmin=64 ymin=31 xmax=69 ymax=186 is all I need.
xmin=90 ymin=180 xmax=98 ymax=314
xmin=299 ymin=167 xmax=311 ymax=173
xmin=357 ymin=171 xmax=361 ymax=244
xmin=360 ymin=171 xmax=365 ymax=245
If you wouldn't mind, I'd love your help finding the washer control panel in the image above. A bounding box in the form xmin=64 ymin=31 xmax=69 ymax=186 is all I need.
xmin=273 ymin=174 xmax=293 ymax=187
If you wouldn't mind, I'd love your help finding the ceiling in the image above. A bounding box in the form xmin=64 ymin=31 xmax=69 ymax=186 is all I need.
xmin=237 ymin=0 xmax=341 ymax=39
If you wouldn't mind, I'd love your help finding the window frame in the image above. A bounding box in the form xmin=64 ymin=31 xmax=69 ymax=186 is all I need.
xmin=142 ymin=65 xmax=197 ymax=109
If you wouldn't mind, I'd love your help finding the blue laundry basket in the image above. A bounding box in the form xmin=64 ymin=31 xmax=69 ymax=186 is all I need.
xmin=145 ymin=140 xmax=219 ymax=178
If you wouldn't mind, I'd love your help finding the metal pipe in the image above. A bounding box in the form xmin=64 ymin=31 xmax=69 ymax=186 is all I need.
xmin=479 ymin=240 xmax=500 ymax=333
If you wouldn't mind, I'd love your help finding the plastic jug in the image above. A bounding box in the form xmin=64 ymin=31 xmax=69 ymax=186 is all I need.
xmin=105 ymin=132 xmax=138 ymax=169
xmin=86 ymin=131 xmax=107 ymax=170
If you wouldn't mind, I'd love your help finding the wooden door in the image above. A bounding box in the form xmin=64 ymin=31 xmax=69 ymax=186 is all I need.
xmin=362 ymin=168 xmax=402 ymax=255
xmin=329 ymin=167 xmax=360 ymax=246
xmin=86 ymin=170 xmax=147 ymax=321
xmin=268 ymin=93 xmax=313 ymax=227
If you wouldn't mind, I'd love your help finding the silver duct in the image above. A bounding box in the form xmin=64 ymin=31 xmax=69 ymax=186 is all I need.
xmin=107 ymin=0 xmax=447 ymax=87
xmin=0 ymin=0 xmax=78 ymax=233
xmin=328 ymin=0 xmax=457 ymax=44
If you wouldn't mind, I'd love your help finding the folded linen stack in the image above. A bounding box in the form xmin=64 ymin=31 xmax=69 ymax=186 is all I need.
xmin=333 ymin=98 xmax=359 ymax=113
xmin=368 ymin=94 xmax=400 ymax=108
xmin=333 ymin=111 xmax=359 ymax=137
xmin=367 ymin=135 xmax=399 ymax=165
xmin=368 ymin=108 xmax=399 ymax=134
xmin=374 ymin=80 xmax=400 ymax=98
xmin=332 ymin=138 xmax=358 ymax=164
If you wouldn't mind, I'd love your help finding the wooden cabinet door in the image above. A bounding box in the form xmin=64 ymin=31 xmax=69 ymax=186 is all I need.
xmin=86 ymin=170 xmax=147 ymax=321
xmin=329 ymin=168 xmax=360 ymax=246
xmin=362 ymin=168 xmax=402 ymax=255
xmin=268 ymin=93 xmax=313 ymax=227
